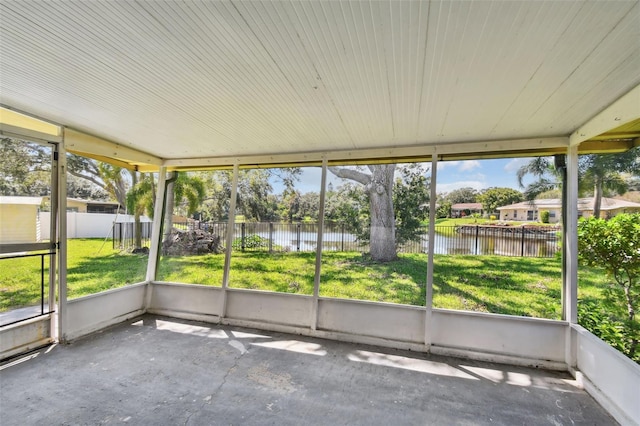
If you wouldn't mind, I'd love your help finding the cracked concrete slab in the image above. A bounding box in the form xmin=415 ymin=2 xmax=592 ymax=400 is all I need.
xmin=0 ymin=315 xmax=616 ymax=425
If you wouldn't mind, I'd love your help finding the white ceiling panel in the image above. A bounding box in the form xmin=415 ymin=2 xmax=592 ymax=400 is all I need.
xmin=0 ymin=0 xmax=638 ymax=162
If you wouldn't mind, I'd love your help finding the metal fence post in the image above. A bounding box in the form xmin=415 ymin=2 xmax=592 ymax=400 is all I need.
xmin=297 ymin=223 xmax=301 ymax=252
xmin=269 ymin=222 xmax=273 ymax=253
xmin=341 ymin=223 xmax=345 ymax=252
xmin=475 ymin=225 xmax=479 ymax=255
xmin=521 ymin=228 xmax=526 ymax=257
xmin=241 ymin=222 xmax=246 ymax=252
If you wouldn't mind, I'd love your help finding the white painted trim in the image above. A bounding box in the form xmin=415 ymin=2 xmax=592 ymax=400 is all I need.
xmin=570 ymin=83 xmax=640 ymax=146
xmin=65 ymin=310 xmax=146 ymax=342
xmin=425 ymin=154 xmax=437 ymax=347
xmin=430 ymin=346 xmax=567 ymax=371
xmin=565 ymin=145 xmax=578 ymax=324
xmin=576 ymin=371 xmax=637 ymax=426
xmin=145 ymin=168 xmax=167 ymax=283
xmin=432 ymin=307 xmax=567 ymax=325
xmin=220 ymin=162 xmax=239 ymax=318
xmin=163 ymin=137 xmax=568 ymax=169
xmin=146 ymin=309 xmax=221 ymax=324
xmin=48 ymin=143 xmax=59 ymax=340
xmin=220 ymin=317 xmax=429 ymax=353
xmin=65 ymin=283 xmax=147 ymax=341
xmin=311 ymin=158 xmax=328 ymax=330
xmin=0 ymin=338 xmax=53 ymax=361
xmin=572 ymin=324 xmax=640 ymax=426
xmin=64 ymin=127 xmax=162 ymax=166
xmin=0 ymin=316 xmax=53 ymax=360
xmin=57 ymin=137 xmax=68 ymax=342
xmin=0 ymin=124 xmax=63 ymax=144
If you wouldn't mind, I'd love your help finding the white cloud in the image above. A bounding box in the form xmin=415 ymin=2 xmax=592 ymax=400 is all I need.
xmin=458 ymin=160 xmax=480 ymax=172
xmin=437 ymin=161 xmax=459 ymax=171
xmin=504 ymin=157 xmax=536 ymax=173
xmin=438 ymin=160 xmax=481 ymax=172
xmin=437 ymin=180 xmax=486 ymax=193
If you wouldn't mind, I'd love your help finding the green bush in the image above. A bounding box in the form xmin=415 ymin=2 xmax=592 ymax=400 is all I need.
xmin=578 ymin=213 xmax=640 ymax=362
xmin=578 ymin=300 xmax=638 ymax=362
xmin=489 ymin=215 xmax=497 ymax=221
xmin=540 ymin=210 xmax=550 ymax=223
xmin=232 ymin=235 xmax=269 ymax=250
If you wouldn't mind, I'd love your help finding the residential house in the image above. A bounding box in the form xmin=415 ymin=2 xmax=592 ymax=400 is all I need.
xmin=451 ymin=203 xmax=483 ymax=218
xmin=497 ymin=197 xmax=640 ymax=223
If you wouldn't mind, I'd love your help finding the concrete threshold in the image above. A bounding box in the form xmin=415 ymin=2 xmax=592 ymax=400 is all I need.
xmin=0 ymin=315 xmax=616 ymax=425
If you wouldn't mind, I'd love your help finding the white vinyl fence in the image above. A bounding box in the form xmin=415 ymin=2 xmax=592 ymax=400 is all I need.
xmin=39 ymin=212 xmax=151 ymax=240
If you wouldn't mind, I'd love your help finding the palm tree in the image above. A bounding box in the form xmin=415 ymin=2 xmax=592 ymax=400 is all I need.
xmin=578 ymin=149 xmax=638 ymax=218
xmin=127 ymin=171 xmax=205 ymax=248
xmin=516 ymin=157 xmax=559 ymax=200
xmin=517 ymin=148 xmax=639 ymax=218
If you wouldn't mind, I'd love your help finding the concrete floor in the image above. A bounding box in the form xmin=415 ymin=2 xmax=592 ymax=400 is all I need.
xmin=0 ymin=315 xmax=616 ymax=426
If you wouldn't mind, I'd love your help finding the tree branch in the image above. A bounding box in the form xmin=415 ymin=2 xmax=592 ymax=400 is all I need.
xmin=328 ymin=166 xmax=371 ymax=186
xmin=67 ymin=169 xmax=106 ymax=190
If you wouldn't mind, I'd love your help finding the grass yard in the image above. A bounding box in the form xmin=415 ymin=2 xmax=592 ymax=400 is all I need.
xmin=1 ymin=238 xmax=609 ymax=321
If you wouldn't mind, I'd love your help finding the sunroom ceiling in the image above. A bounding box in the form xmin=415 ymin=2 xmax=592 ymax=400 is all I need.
xmin=0 ymin=1 xmax=639 ymax=165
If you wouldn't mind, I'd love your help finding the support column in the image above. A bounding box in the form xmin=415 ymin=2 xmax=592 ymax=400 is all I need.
xmin=425 ymin=154 xmax=438 ymax=348
xmin=48 ymin=142 xmax=59 ymax=339
xmin=564 ymin=145 xmax=579 ymax=370
xmin=144 ymin=167 xmax=167 ymax=307
xmin=57 ymin=136 xmax=68 ymax=342
xmin=311 ymin=158 xmax=328 ymax=330
xmin=564 ymin=146 xmax=579 ymax=323
xmin=220 ymin=163 xmax=240 ymax=318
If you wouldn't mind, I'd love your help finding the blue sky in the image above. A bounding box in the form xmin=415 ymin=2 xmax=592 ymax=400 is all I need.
xmin=435 ymin=158 xmax=535 ymax=193
xmin=277 ymin=157 xmax=537 ymax=195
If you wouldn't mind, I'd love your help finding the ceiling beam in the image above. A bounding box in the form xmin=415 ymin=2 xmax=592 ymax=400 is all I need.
xmin=570 ymin=84 xmax=640 ymax=146
xmin=163 ymin=137 xmax=569 ymax=170
xmin=64 ymin=128 xmax=163 ymax=167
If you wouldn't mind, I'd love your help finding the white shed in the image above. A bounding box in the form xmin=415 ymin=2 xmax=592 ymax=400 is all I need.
xmin=0 ymin=196 xmax=43 ymax=243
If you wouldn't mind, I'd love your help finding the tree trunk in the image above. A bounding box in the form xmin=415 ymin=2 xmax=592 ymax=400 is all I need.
xmin=328 ymin=164 xmax=397 ymax=262
xmin=624 ymin=285 xmax=637 ymax=358
xmin=593 ymin=178 xmax=603 ymax=219
xmin=367 ymin=165 xmax=396 ymax=261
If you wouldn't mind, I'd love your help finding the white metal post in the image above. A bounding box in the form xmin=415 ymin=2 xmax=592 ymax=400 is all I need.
xmin=564 ymin=145 xmax=579 ymax=369
xmin=57 ymin=136 xmax=68 ymax=342
xmin=48 ymin=142 xmax=59 ymax=339
xmin=220 ymin=162 xmax=240 ymax=318
xmin=311 ymin=158 xmax=328 ymax=330
xmin=144 ymin=167 xmax=167 ymax=308
xmin=425 ymin=154 xmax=438 ymax=348
xmin=565 ymin=145 xmax=579 ymax=323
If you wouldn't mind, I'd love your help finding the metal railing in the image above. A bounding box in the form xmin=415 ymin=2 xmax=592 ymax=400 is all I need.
xmin=112 ymin=222 xmax=153 ymax=251
xmin=0 ymin=251 xmax=55 ymax=326
xmin=113 ymin=221 xmax=560 ymax=258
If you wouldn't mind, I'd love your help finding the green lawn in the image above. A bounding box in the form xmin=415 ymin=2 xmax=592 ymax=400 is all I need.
xmin=1 ymin=239 xmax=609 ymax=321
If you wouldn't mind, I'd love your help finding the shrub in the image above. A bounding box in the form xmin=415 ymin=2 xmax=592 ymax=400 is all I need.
xmin=578 ymin=213 xmax=640 ymax=361
xmin=540 ymin=210 xmax=550 ymax=223
xmin=232 ymin=235 xmax=269 ymax=250
xmin=489 ymin=215 xmax=497 ymax=221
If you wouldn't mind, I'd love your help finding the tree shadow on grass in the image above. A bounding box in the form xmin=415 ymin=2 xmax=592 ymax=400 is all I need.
xmin=66 ymin=252 xmax=148 ymax=298
xmin=65 ymin=250 xmax=563 ymax=318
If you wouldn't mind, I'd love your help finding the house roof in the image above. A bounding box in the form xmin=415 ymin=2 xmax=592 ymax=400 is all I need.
xmin=497 ymin=197 xmax=640 ymax=211
xmin=451 ymin=203 xmax=483 ymax=211
xmin=67 ymin=198 xmax=121 ymax=206
xmin=0 ymin=196 xmax=43 ymax=206
xmin=0 ymin=1 xmax=639 ymax=170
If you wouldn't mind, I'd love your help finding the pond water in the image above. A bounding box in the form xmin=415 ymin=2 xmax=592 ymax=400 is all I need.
xmin=235 ymin=228 xmax=558 ymax=258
